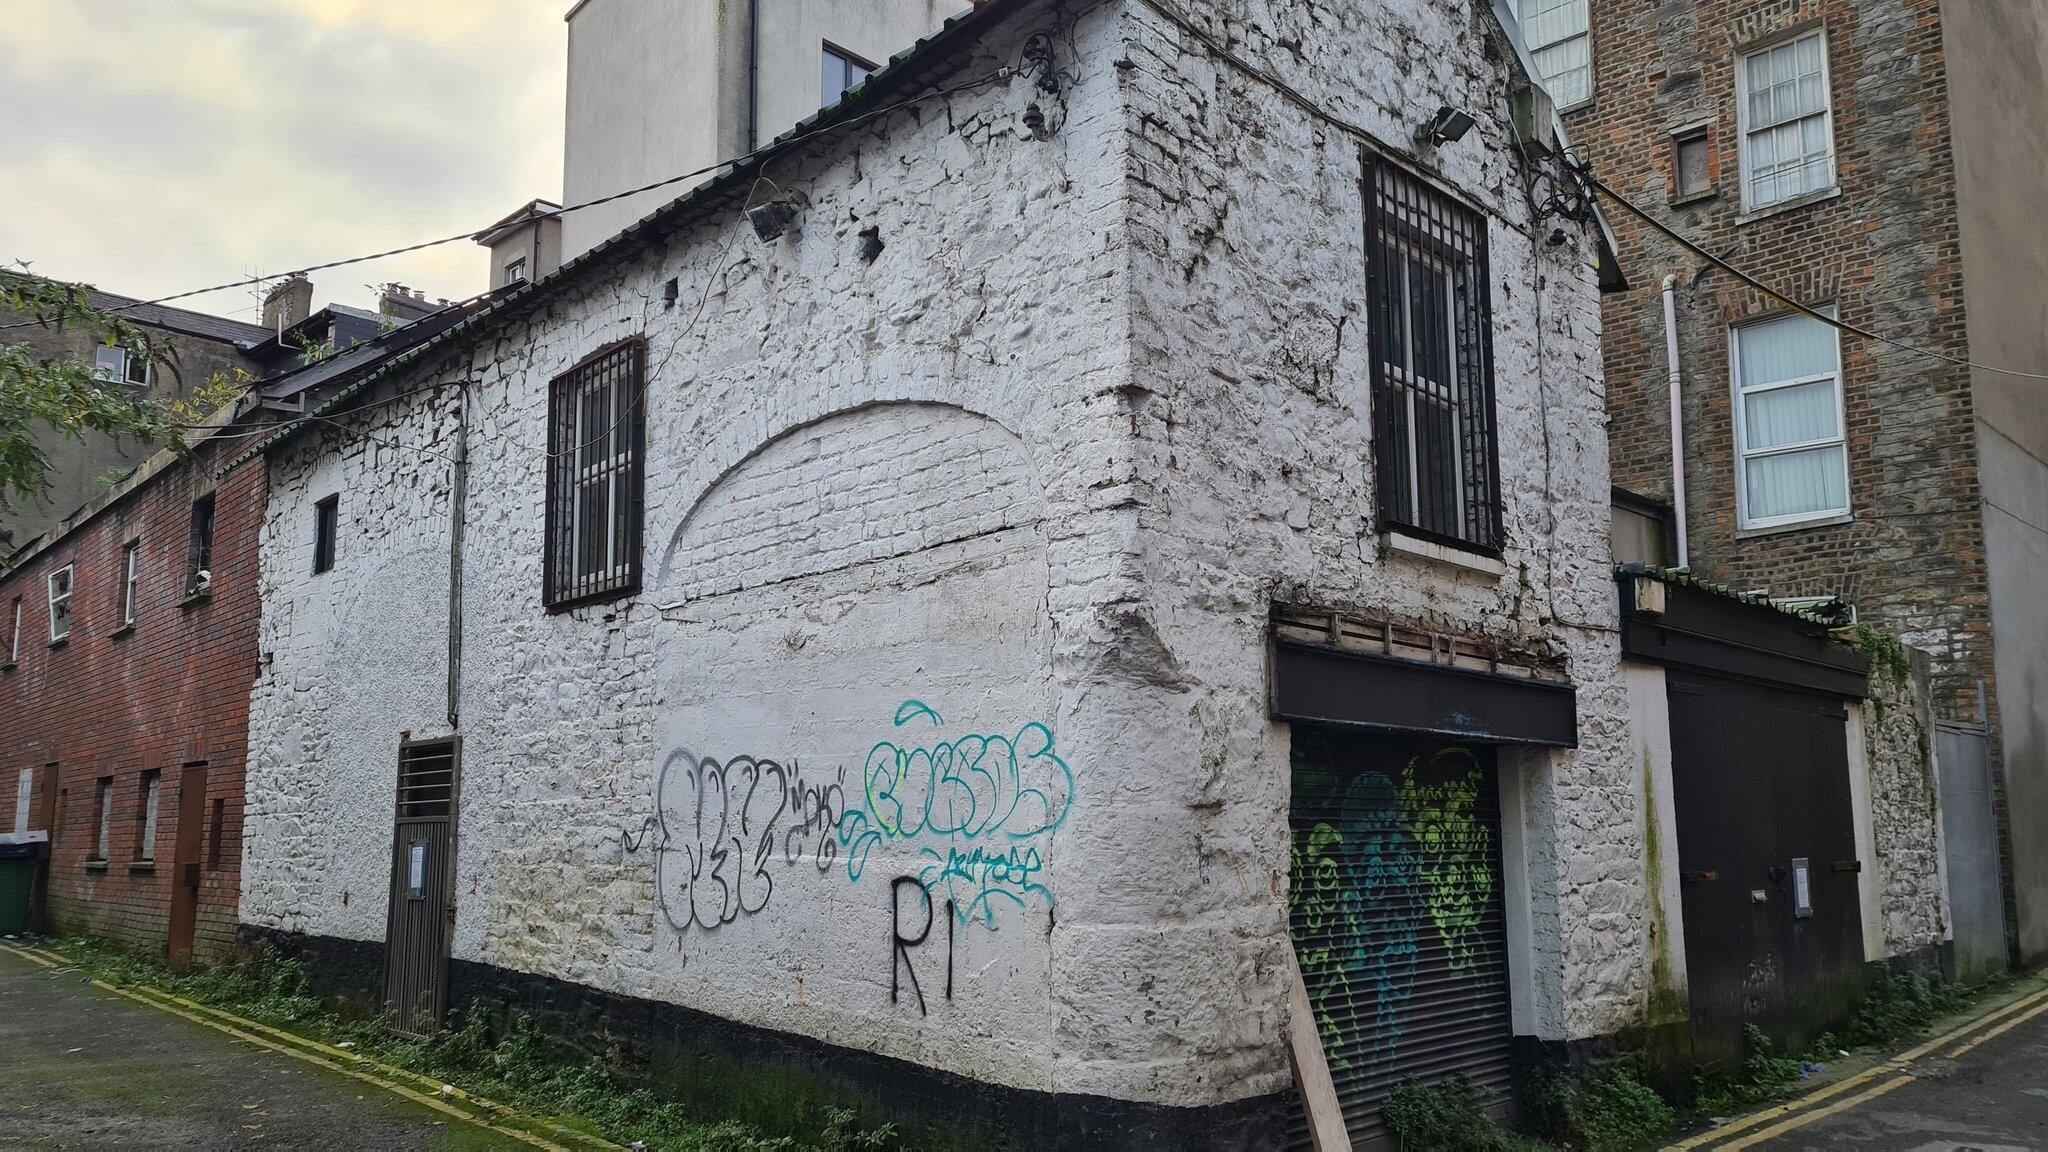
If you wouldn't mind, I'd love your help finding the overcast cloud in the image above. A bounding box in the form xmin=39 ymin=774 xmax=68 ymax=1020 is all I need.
xmin=0 ymin=0 xmax=566 ymax=323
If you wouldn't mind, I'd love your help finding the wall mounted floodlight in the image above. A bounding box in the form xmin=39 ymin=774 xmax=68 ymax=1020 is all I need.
xmin=1415 ymin=105 xmax=1478 ymax=148
xmin=747 ymin=199 xmax=801 ymax=243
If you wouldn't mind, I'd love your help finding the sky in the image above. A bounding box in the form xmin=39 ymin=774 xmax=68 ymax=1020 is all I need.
xmin=0 ymin=0 xmax=567 ymax=325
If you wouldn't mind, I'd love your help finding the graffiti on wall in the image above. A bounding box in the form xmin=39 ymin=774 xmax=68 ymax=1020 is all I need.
xmin=634 ymin=700 xmax=1075 ymax=945
xmin=1289 ymin=746 xmax=1496 ymax=1069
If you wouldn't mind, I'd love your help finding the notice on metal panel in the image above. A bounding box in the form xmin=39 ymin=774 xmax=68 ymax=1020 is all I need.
xmin=1793 ymin=857 xmax=1813 ymax=918
xmin=408 ymin=842 xmax=428 ymax=899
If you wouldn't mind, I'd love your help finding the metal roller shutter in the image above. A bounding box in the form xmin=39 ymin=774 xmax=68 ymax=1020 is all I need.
xmin=1287 ymin=731 xmax=1515 ymax=1150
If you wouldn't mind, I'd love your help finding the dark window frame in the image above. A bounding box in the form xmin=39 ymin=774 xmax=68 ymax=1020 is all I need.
xmin=187 ymin=492 xmax=217 ymax=592
xmin=1364 ymin=151 xmax=1505 ymax=557
xmin=822 ymin=42 xmax=877 ymax=107
xmin=543 ymin=338 xmax=647 ymax=612
xmin=313 ymin=494 xmax=339 ymax=575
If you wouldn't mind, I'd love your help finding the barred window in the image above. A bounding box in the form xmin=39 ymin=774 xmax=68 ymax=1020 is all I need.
xmin=544 ymin=339 xmax=646 ymax=610
xmin=1366 ymin=155 xmax=1503 ymax=554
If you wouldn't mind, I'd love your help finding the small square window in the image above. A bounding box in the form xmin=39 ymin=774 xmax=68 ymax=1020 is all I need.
xmin=92 ymin=345 xmax=151 ymax=386
xmin=1673 ymin=127 xmax=1716 ymax=202
xmin=504 ymin=257 xmax=527 ymax=286
xmin=47 ymin=565 xmax=74 ymax=642
xmin=313 ymin=495 xmax=339 ymax=575
xmin=822 ymin=44 xmax=875 ymax=108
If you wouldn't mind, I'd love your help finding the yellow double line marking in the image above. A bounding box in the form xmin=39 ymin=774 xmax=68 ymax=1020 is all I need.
xmin=0 ymin=940 xmax=616 ymax=1152
xmin=1672 ymin=978 xmax=2048 ymax=1150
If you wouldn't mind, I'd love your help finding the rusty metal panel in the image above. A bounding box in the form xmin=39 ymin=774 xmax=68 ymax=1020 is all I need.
xmin=384 ymin=737 xmax=459 ymax=1035
xmin=1288 ymin=732 xmax=1514 ymax=1150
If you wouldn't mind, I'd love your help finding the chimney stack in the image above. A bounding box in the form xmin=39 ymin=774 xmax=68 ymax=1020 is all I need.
xmin=378 ymin=283 xmax=443 ymax=324
xmin=262 ymin=276 xmax=314 ymax=336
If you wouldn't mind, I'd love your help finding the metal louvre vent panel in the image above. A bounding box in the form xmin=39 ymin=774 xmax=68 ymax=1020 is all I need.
xmin=1287 ymin=732 xmax=1514 ymax=1150
xmin=397 ymin=741 xmax=456 ymax=819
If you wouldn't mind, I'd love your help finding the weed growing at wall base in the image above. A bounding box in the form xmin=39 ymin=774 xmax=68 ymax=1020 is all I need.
xmin=36 ymin=936 xmax=940 ymax=1151
xmin=1379 ymin=1075 xmax=1531 ymax=1151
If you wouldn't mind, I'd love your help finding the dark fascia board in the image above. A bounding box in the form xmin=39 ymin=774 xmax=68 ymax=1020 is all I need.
xmin=1271 ymin=640 xmax=1580 ymax=749
xmin=1618 ymin=569 xmax=1869 ymax=698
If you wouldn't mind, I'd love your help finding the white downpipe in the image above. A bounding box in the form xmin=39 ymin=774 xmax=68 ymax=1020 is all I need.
xmin=1662 ymin=274 xmax=1690 ymax=569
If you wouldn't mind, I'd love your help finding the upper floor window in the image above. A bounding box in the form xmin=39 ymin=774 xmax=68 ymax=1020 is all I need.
xmin=1520 ymin=0 xmax=1591 ymax=109
xmin=120 ymin=541 xmax=141 ymax=627
xmin=822 ymin=44 xmax=875 ymax=108
xmin=1366 ymin=155 xmax=1503 ymax=555
xmin=187 ymin=493 xmax=216 ymax=594
xmin=6 ymin=597 xmax=19 ymax=664
xmin=47 ymin=565 xmax=73 ymax=642
xmin=1732 ymin=310 xmax=1849 ymax=530
xmin=544 ymin=340 xmax=645 ymax=610
xmin=92 ymin=345 xmax=151 ymax=386
xmin=505 ymin=257 xmax=528 ymax=286
xmin=1738 ymin=30 xmax=1836 ymax=211
xmin=313 ymin=495 xmax=339 ymax=575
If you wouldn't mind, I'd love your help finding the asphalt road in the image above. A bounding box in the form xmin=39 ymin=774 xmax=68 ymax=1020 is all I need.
xmin=0 ymin=948 xmax=505 ymax=1150
xmin=1759 ymin=997 xmax=2048 ymax=1151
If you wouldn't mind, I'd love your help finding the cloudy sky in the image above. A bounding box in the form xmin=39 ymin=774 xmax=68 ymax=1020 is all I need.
xmin=0 ymin=0 xmax=567 ymax=324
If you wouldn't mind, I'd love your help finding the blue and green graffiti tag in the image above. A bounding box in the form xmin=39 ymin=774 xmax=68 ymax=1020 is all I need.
xmin=1289 ymin=745 xmax=1496 ymax=1069
xmin=838 ymin=700 xmax=1076 ymax=928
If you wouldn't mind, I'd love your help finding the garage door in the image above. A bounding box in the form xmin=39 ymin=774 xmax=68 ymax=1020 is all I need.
xmin=1288 ymin=731 xmax=1514 ymax=1150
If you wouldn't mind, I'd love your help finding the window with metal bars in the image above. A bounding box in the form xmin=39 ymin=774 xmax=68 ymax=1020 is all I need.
xmin=1365 ymin=153 xmax=1503 ymax=555
xmin=544 ymin=339 xmax=646 ymax=610
xmin=396 ymin=739 xmax=457 ymax=820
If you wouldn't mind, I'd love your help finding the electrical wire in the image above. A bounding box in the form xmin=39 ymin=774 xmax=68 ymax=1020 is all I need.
xmin=0 ymin=66 xmax=1019 ymax=336
xmin=1583 ymin=172 xmax=2048 ymax=383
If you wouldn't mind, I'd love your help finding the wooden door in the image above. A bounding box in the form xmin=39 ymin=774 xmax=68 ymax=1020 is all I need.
xmin=383 ymin=738 xmax=458 ymax=1035
xmin=166 ymin=763 xmax=208 ymax=968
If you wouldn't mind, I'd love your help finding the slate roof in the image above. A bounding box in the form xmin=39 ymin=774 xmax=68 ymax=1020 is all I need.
xmin=78 ymin=286 xmax=271 ymax=348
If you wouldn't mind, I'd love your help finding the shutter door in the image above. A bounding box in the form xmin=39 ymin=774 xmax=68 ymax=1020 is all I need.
xmin=1287 ymin=731 xmax=1515 ymax=1150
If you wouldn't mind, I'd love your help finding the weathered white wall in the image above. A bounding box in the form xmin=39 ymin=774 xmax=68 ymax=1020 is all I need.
xmin=1859 ymin=655 xmax=1951 ymax=959
xmin=1114 ymin=0 xmax=1640 ymax=1045
xmin=248 ymin=0 xmax=1636 ymax=1114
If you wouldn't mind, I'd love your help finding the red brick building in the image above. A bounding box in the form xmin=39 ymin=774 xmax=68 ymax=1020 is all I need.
xmin=0 ymin=415 xmax=263 ymax=965
xmin=1547 ymin=0 xmax=2048 ymax=961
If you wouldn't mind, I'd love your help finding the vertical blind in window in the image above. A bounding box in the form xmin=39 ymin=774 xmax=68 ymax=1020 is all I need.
xmin=1367 ymin=155 xmax=1504 ymax=554
xmin=1520 ymin=0 xmax=1591 ymax=108
xmin=1742 ymin=32 xmax=1835 ymax=209
xmin=1734 ymin=311 xmax=1848 ymax=527
xmin=544 ymin=339 xmax=645 ymax=609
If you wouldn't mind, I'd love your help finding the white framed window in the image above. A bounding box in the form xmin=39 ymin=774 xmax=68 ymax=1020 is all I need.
xmin=1520 ymin=0 xmax=1591 ymax=108
xmin=6 ymin=597 xmax=19 ymax=664
xmin=47 ymin=565 xmax=74 ymax=642
xmin=92 ymin=345 xmax=152 ymax=386
xmin=505 ymin=257 xmax=527 ymax=285
xmin=121 ymin=541 xmax=142 ymax=626
xmin=1737 ymin=29 xmax=1837 ymax=211
xmin=1732 ymin=309 xmax=1849 ymax=530
xmin=137 ymin=770 xmax=161 ymax=860
xmin=821 ymin=44 xmax=875 ymax=108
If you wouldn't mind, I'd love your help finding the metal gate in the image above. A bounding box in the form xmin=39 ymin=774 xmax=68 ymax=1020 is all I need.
xmin=1668 ymin=672 xmax=1864 ymax=1062
xmin=1288 ymin=731 xmax=1514 ymax=1150
xmin=1935 ymin=722 xmax=2006 ymax=984
xmin=384 ymin=737 xmax=458 ymax=1035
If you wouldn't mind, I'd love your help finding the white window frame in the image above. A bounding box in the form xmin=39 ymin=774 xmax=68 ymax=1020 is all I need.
xmin=1735 ymin=28 xmax=1838 ymax=213
xmin=1519 ymin=0 xmax=1592 ymax=110
xmin=121 ymin=541 xmax=141 ymax=626
xmin=504 ymin=256 xmax=527 ymax=285
xmin=92 ymin=345 xmax=151 ymax=386
xmin=47 ymin=565 xmax=74 ymax=643
xmin=1731 ymin=307 xmax=1850 ymax=532
xmin=7 ymin=597 xmax=19 ymax=664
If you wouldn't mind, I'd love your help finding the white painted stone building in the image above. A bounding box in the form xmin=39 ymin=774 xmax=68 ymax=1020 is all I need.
xmin=237 ymin=0 xmax=1648 ymax=1146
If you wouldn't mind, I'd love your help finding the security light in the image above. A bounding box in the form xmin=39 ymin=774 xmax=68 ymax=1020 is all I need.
xmin=1416 ymin=105 xmax=1478 ymax=148
xmin=747 ymin=199 xmax=800 ymax=243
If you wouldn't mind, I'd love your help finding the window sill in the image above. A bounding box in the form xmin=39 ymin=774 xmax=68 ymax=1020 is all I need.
xmin=46 ymin=636 xmax=68 ymax=651
xmin=179 ymin=587 xmax=213 ymax=610
xmin=1737 ymin=511 xmax=1853 ymax=540
xmin=84 ymin=859 xmax=109 ymax=873
xmin=0 ymin=661 xmax=13 ymax=673
xmin=1736 ymin=186 xmax=1843 ymax=226
xmin=128 ymin=859 xmax=156 ymax=874
xmin=1671 ymin=188 xmax=1720 ymax=208
xmin=1382 ymin=530 xmax=1509 ymax=578
xmin=109 ymin=623 xmax=135 ymax=640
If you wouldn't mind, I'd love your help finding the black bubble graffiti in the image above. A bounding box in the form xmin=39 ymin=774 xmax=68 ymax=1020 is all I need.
xmin=630 ymin=748 xmax=847 ymax=933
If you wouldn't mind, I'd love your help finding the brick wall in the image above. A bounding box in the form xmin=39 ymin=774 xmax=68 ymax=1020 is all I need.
xmin=0 ymin=435 xmax=262 ymax=964
xmin=1567 ymin=0 xmax=1992 ymax=725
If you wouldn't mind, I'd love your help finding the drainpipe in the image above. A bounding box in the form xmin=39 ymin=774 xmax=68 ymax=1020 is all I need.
xmin=747 ymin=0 xmax=761 ymax=153
xmin=446 ymin=389 xmax=469 ymax=732
xmin=1662 ymin=273 xmax=1690 ymax=570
